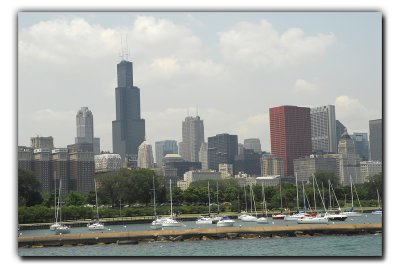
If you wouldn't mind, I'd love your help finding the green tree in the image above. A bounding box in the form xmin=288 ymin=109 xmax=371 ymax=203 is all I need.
xmin=18 ymin=168 xmax=43 ymax=207
xmin=65 ymin=191 xmax=86 ymax=206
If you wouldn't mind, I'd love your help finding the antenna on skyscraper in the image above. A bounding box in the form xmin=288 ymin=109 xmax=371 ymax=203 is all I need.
xmin=119 ymin=34 xmax=124 ymax=61
xmin=125 ymin=35 xmax=130 ymax=60
xmin=196 ymin=105 xmax=198 ymax=117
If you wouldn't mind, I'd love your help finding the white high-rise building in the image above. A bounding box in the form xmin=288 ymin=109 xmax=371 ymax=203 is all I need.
xmin=75 ymin=107 xmax=94 ymax=144
xmin=137 ymin=141 xmax=154 ymax=169
xmin=310 ymin=105 xmax=337 ymax=153
xmin=181 ymin=115 xmax=204 ymax=162
xmin=95 ymin=154 xmax=122 ymax=173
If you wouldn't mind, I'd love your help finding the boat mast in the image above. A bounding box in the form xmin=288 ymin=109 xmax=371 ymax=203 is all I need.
xmin=262 ymin=183 xmax=267 ymax=216
xmin=302 ymin=181 xmax=307 ymax=213
xmin=377 ymin=189 xmax=381 ymax=208
xmin=328 ymin=179 xmax=332 ymax=210
xmin=249 ymin=184 xmax=253 ymax=215
xmin=350 ymin=175 xmax=354 ymax=209
xmin=169 ymin=179 xmax=173 ymax=218
xmin=216 ymin=181 xmax=220 ymax=215
xmin=54 ymin=178 xmax=58 ymax=224
xmin=313 ymin=174 xmax=327 ymax=213
xmin=312 ymin=173 xmax=316 ymax=211
xmin=279 ymin=178 xmax=283 ymax=211
xmin=295 ymin=173 xmax=299 ymax=212
xmin=208 ymin=181 xmax=211 ymax=216
xmin=244 ymin=185 xmax=247 ymax=212
xmin=58 ymin=179 xmax=63 ymax=224
xmin=152 ymin=176 xmax=157 ymax=219
xmin=94 ymin=178 xmax=100 ymax=221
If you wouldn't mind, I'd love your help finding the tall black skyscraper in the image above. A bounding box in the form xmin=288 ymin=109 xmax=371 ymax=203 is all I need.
xmin=207 ymin=133 xmax=238 ymax=171
xmin=112 ymin=60 xmax=145 ymax=161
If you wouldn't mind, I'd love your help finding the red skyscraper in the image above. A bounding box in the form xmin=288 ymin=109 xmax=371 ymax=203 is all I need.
xmin=269 ymin=106 xmax=312 ymax=176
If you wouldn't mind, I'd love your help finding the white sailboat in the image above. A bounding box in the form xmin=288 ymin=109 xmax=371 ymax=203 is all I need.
xmin=238 ymin=185 xmax=250 ymax=220
xmin=325 ymin=180 xmax=348 ymax=221
xmin=162 ymin=180 xmax=183 ymax=227
xmin=216 ymin=216 xmax=235 ymax=227
xmin=150 ymin=176 xmax=163 ymax=229
xmin=341 ymin=176 xmax=362 ymax=217
xmin=371 ymin=189 xmax=382 ymax=215
xmin=88 ymin=179 xmax=105 ymax=230
xmin=53 ymin=180 xmax=71 ymax=234
xmin=50 ymin=179 xmax=61 ymax=231
xmin=241 ymin=184 xmax=258 ymax=222
xmin=272 ymin=178 xmax=285 ymax=220
xmin=211 ymin=181 xmax=223 ymax=223
xmin=297 ymin=174 xmax=328 ymax=224
xmin=286 ymin=180 xmax=311 ymax=221
xmin=257 ymin=183 xmax=268 ymax=224
xmin=196 ymin=181 xmax=213 ymax=224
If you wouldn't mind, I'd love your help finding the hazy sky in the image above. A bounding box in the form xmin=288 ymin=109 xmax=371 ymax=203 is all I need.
xmin=18 ymin=12 xmax=382 ymax=152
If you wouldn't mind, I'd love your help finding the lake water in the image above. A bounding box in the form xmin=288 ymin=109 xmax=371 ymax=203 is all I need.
xmin=18 ymin=213 xmax=382 ymax=257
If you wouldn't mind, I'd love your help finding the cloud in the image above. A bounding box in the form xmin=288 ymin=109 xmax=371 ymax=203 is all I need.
xmin=292 ymin=79 xmax=321 ymax=94
xmin=334 ymin=96 xmax=371 ymax=132
xmin=218 ymin=20 xmax=335 ymax=70
xmin=234 ymin=113 xmax=270 ymax=152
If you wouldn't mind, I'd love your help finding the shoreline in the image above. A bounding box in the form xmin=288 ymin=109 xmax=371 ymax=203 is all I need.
xmin=18 ymin=223 xmax=382 ymax=248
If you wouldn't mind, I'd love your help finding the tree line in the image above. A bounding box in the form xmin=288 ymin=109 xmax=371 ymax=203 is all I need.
xmin=18 ymin=168 xmax=382 ymax=223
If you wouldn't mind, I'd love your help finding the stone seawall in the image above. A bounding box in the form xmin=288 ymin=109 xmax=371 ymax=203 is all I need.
xmin=18 ymin=223 xmax=382 ymax=248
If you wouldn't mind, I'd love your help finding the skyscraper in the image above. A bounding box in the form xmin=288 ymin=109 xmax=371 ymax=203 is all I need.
xmin=137 ymin=141 xmax=154 ymax=169
xmin=351 ymin=132 xmax=370 ymax=161
xmin=310 ymin=105 xmax=337 ymax=153
xmin=269 ymin=105 xmax=312 ymax=176
xmin=207 ymin=133 xmax=238 ymax=172
xmin=243 ymin=138 xmax=262 ymax=153
xmin=112 ymin=59 xmax=145 ymax=161
xmin=336 ymin=120 xmax=347 ymax=149
xmin=75 ymin=107 xmax=94 ymax=144
xmin=369 ymin=119 xmax=382 ymax=161
xmin=181 ymin=116 xmax=204 ymax=162
xmin=155 ymin=140 xmax=178 ymax=167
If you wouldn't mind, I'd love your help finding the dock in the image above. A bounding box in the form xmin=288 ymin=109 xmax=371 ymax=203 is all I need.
xmin=18 ymin=223 xmax=382 ymax=248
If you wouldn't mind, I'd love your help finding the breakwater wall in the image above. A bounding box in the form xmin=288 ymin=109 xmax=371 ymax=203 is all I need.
xmin=18 ymin=223 xmax=381 ymax=248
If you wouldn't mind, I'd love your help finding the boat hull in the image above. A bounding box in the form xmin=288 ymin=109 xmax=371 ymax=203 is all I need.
xmin=257 ymin=217 xmax=268 ymax=224
xmin=297 ymin=217 xmax=328 ymax=224
xmin=216 ymin=220 xmax=235 ymax=227
xmin=272 ymin=214 xmax=285 ymax=220
xmin=241 ymin=215 xmax=258 ymax=222
xmin=54 ymin=226 xmax=71 ymax=234
xmin=327 ymin=214 xmax=348 ymax=221
xmin=342 ymin=211 xmax=362 ymax=217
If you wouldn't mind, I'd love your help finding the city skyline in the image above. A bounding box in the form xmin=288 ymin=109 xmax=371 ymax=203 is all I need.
xmin=18 ymin=12 xmax=382 ymax=153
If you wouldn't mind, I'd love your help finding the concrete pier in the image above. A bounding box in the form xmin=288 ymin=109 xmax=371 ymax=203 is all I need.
xmin=18 ymin=223 xmax=382 ymax=248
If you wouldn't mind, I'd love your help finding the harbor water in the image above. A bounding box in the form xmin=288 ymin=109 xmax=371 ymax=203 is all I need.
xmin=18 ymin=213 xmax=382 ymax=256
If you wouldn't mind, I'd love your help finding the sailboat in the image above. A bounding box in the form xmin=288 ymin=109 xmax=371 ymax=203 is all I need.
xmin=241 ymin=184 xmax=258 ymax=222
xmin=53 ymin=180 xmax=71 ymax=234
xmin=272 ymin=178 xmax=285 ymax=220
xmin=371 ymin=189 xmax=382 ymax=215
xmin=238 ymin=185 xmax=250 ymax=220
xmin=341 ymin=176 xmax=362 ymax=217
xmin=325 ymin=180 xmax=347 ymax=221
xmin=211 ymin=181 xmax=223 ymax=223
xmin=162 ymin=180 xmax=183 ymax=227
xmin=87 ymin=179 xmax=105 ymax=230
xmin=257 ymin=183 xmax=268 ymax=224
xmin=50 ymin=179 xmax=61 ymax=230
xmin=150 ymin=176 xmax=163 ymax=229
xmin=285 ymin=180 xmax=310 ymax=221
xmin=297 ymin=174 xmax=329 ymax=224
xmin=196 ymin=181 xmax=213 ymax=224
